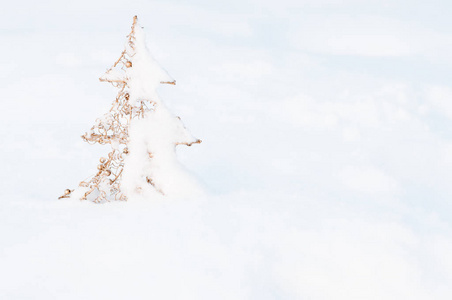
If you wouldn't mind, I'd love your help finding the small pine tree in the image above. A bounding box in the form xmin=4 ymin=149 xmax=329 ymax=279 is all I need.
xmin=59 ymin=16 xmax=201 ymax=203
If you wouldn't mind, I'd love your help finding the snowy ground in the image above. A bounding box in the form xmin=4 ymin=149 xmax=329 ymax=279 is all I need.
xmin=2 ymin=0 xmax=452 ymax=299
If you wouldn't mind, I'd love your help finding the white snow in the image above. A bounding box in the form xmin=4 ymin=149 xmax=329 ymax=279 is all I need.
xmin=122 ymin=106 xmax=201 ymax=198
xmin=126 ymin=23 xmax=175 ymax=107
xmin=120 ymin=19 xmax=200 ymax=198
xmin=2 ymin=3 xmax=452 ymax=300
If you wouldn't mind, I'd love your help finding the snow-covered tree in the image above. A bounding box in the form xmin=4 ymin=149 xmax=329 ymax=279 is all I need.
xmin=59 ymin=16 xmax=201 ymax=203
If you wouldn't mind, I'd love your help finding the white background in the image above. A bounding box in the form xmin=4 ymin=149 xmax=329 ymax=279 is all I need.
xmin=1 ymin=0 xmax=452 ymax=298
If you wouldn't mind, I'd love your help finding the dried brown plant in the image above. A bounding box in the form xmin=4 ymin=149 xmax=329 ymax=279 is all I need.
xmin=58 ymin=16 xmax=185 ymax=202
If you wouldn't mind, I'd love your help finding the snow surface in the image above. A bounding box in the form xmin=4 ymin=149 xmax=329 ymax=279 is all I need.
xmin=2 ymin=1 xmax=452 ymax=299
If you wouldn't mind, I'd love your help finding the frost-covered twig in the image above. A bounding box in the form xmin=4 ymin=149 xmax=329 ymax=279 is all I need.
xmin=59 ymin=16 xmax=201 ymax=203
